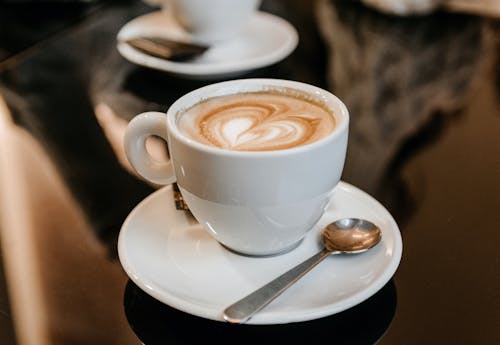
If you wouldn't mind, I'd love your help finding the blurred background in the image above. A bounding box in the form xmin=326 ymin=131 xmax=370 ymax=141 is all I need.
xmin=1 ymin=0 xmax=499 ymax=344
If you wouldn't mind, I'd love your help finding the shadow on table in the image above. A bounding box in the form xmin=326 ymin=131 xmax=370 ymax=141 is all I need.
xmin=124 ymin=279 xmax=397 ymax=345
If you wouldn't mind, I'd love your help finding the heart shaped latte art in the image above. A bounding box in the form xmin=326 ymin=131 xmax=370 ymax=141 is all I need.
xmin=178 ymin=92 xmax=335 ymax=151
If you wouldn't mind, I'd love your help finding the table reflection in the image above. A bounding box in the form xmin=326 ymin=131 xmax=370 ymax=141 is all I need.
xmin=124 ymin=279 xmax=397 ymax=345
xmin=321 ymin=0 xmax=485 ymax=193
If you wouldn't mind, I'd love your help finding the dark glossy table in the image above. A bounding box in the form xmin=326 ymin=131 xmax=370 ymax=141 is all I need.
xmin=0 ymin=1 xmax=499 ymax=344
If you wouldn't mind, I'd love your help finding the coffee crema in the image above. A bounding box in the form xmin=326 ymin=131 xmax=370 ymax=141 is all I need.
xmin=177 ymin=90 xmax=336 ymax=151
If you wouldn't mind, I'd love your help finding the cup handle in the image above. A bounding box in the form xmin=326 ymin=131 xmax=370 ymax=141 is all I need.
xmin=124 ymin=112 xmax=176 ymax=185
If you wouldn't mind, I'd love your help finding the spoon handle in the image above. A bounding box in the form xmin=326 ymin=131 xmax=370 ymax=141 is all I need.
xmin=223 ymin=248 xmax=331 ymax=323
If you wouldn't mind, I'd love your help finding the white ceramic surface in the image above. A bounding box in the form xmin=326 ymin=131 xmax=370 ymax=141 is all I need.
xmin=168 ymin=0 xmax=261 ymax=44
xmin=124 ymin=79 xmax=349 ymax=256
xmin=118 ymin=181 xmax=403 ymax=324
xmin=116 ymin=10 xmax=298 ymax=78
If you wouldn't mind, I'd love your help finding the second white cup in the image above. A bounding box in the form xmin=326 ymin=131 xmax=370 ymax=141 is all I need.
xmin=166 ymin=0 xmax=261 ymax=44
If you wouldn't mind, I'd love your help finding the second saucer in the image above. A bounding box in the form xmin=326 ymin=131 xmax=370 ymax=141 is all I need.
xmin=116 ymin=10 xmax=299 ymax=79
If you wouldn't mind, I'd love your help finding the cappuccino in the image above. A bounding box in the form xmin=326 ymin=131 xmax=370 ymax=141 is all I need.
xmin=125 ymin=78 xmax=349 ymax=255
xmin=177 ymin=90 xmax=335 ymax=151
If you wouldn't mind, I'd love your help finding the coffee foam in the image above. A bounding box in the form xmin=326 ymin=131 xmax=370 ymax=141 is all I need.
xmin=177 ymin=89 xmax=336 ymax=151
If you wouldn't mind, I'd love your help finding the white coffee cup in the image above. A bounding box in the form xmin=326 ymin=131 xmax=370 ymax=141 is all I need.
xmin=166 ymin=0 xmax=261 ymax=44
xmin=124 ymin=79 xmax=349 ymax=256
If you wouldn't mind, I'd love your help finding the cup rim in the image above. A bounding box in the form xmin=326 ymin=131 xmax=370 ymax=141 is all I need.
xmin=166 ymin=78 xmax=349 ymax=157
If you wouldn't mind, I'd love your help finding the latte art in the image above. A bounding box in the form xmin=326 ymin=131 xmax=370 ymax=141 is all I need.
xmin=178 ymin=91 xmax=336 ymax=151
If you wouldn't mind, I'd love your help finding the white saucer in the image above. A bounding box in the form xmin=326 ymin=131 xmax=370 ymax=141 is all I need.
xmin=118 ymin=182 xmax=402 ymax=324
xmin=116 ymin=10 xmax=298 ymax=79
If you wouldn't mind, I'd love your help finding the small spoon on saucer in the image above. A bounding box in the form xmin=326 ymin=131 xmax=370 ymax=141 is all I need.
xmin=223 ymin=218 xmax=382 ymax=324
xmin=123 ymin=37 xmax=209 ymax=61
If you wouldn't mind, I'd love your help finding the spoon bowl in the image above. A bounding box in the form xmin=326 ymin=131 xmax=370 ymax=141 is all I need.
xmin=223 ymin=218 xmax=382 ymax=323
xmin=323 ymin=218 xmax=382 ymax=253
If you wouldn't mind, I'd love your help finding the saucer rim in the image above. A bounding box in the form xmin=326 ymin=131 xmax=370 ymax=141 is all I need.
xmin=116 ymin=10 xmax=299 ymax=78
xmin=118 ymin=181 xmax=403 ymax=324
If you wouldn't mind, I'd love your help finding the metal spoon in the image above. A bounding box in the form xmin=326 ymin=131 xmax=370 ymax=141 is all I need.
xmin=123 ymin=37 xmax=209 ymax=61
xmin=223 ymin=218 xmax=382 ymax=323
